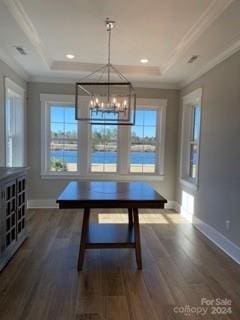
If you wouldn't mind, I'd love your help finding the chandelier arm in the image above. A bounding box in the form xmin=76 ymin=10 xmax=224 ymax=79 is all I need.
xmin=110 ymin=64 xmax=132 ymax=83
xmin=78 ymin=85 xmax=91 ymax=96
xmin=78 ymin=65 xmax=106 ymax=82
xmin=108 ymin=64 xmax=128 ymax=83
xmin=98 ymin=64 xmax=107 ymax=83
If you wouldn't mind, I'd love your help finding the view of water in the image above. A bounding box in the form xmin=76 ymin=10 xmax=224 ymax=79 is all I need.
xmin=50 ymin=151 xmax=155 ymax=164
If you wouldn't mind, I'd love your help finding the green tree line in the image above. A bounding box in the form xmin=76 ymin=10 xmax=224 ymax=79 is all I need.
xmin=51 ymin=128 xmax=156 ymax=147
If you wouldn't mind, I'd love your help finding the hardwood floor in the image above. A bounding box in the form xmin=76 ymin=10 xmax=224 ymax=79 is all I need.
xmin=0 ymin=209 xmax=240 ymax=320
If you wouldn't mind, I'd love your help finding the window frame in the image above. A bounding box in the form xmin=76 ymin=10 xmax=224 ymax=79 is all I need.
xmin=128 ymin=107 xmax=161 ymax=175
xmin=41 ymin=94 xmax=167 ymax=181
xmin=188 ymin=105 xmax=200 ymax=179
xmin=89 ymin=123 xmax=119 ymax=174
xmin=179 ymin=88 xmax=202 ymax=190
xmin=48 ymin=103 xmax=79 ymax=174
xmin=4 ymin=77 xmax=26 ymax=167
xmin=41 ymin=95 xmax=80 ymax=177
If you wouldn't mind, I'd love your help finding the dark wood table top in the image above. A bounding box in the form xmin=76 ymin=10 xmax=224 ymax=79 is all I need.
xmin=57 ymin=181 xmax=167 ymax=209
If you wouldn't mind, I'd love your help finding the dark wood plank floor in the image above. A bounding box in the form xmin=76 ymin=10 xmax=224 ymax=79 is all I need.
xmin=0 ymin=209 xmax=240 ymax=320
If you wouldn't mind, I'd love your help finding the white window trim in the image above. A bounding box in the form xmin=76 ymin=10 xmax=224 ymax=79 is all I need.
xmin=89 ymin=121 xmax=118 ymax=174
xmin=5 ymin=77 xmax=25 ymax=97
xmin=128 ymin=98 xmax=166 ymax=176
xmin=40 ymin=94 xmax=167 ymax=180
xmin=4 ymin=77 xmax=26 ymax=167
xmin=179 ymin=88 xmax=202 ymax=190
xmin=41 ymin=94 xmax=79 ymax=177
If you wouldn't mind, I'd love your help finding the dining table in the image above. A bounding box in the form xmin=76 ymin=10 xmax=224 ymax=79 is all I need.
xmin=56 ymin=181 xmax=167 ymax=270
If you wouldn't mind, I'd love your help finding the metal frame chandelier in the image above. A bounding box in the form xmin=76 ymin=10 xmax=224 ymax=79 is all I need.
xmin=75 ymin=18 xmax=136 ymax=125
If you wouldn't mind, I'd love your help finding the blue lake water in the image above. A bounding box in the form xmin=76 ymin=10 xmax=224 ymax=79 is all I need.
xmin=50 ymin=151 xmax=155 ymax=164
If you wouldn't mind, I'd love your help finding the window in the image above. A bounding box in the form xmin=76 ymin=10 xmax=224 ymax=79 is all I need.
xmin=180 ymin=88 xmax=202 ymax=188
xmin=5 ymin=78 xmax=25 ymax=167
xmin=49 ymin=105 xmax=78 ymax=172
xmin=41 ymin=95 xmax=166 ymax=179
xmin=91 ymin=123 xmax=118 ymax=173
xmin=130 ymin=110 xmax=157 ymax=173
xmin=189 ymin=105 xmax=201 ymax=179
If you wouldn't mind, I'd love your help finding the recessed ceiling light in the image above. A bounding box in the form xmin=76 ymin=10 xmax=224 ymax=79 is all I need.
xmin=140 ymin=58 xmax=149 ymax=64
xmin=66 ymin=54 xmax=75 ymax=59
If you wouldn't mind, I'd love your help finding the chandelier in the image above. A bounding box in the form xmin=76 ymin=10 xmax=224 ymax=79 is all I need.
xmin=75 ymin=18 xmax=136 ymax=125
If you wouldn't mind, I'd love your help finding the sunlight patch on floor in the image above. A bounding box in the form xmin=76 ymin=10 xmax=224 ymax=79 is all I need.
xmin=97 ymin=211 xmax=190 ymax=224
xmin=180 ymin=191 xmax=195 ymax=223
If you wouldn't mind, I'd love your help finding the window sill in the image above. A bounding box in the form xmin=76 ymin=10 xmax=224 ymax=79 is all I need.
xmin=41 ymin=173 xmax=165 ymax=181
xmin=179 ymin=178 xmax=198 ymax=191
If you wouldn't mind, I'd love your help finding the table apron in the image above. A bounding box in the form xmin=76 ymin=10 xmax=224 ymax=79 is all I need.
xmin=57 ymin=201 xmax=166 ymax=209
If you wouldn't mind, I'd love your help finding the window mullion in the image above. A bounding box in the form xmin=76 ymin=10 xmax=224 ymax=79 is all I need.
xmin=79 ymin=121 xmax=88 ymax=175
xmin=118 ymin=125 xmax=130 ymax=174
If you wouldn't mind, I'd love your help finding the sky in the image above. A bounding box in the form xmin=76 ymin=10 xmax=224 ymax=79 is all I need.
xmin=50 ymin=106 xmax=157 ymax=138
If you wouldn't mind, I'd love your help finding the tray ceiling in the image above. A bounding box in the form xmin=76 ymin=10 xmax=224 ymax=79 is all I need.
xmin=0 ymin=0 xmax=239 ymax=88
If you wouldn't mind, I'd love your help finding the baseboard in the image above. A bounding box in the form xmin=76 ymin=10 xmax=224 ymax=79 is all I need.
xmin=193 ymin=216 xmax=240 ymax=265
xmin=164 ymin=200 xmax=177 ymax=210
xmin=174 ymin=201 xmax=240 ymax=264
xmin=174 ymin=202 xmax=181 ymax=213
xmin=27 ymin=199 xmax=177 ymax=210
xmin=27 ymin=199 xmax=59 ymax=209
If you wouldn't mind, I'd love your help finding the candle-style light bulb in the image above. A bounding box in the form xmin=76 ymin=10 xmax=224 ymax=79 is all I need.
xmin=89 ymin=99 xmax=94 ymax=109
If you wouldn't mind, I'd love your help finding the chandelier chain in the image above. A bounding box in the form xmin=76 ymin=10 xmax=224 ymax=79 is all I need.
xmin=107 ymin=21 xmax=111 ymax=101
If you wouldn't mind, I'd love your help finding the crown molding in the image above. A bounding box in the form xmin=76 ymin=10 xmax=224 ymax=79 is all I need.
xmin=0 ymin=48 xmax=29 ymax=81
xmin=179 ymin=38 xmax=240 ymax=89
xmin=4 ymin=0 xmax=52 ymax=68
xmin=161 ymin=0 xmax=234 ymax=75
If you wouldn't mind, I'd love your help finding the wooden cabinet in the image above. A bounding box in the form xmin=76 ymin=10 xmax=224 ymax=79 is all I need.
xmin=17 ymin=177 xmax=26 ymax=237
xmin=5 ymin=179 xmax=17 ymax=249
xmin=0 ymin=169 xmax=27 ymax=271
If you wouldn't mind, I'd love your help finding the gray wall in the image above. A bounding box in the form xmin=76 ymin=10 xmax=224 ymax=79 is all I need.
xmin=177 ymin=50 xmax=240 ymax=247
xmin=2 ymin=53 xmax=240 ymax=248
xmin=0 ymin=59 xmax=27 ymax=166
xmin=27 ymin=82 xmax=179 ymax=201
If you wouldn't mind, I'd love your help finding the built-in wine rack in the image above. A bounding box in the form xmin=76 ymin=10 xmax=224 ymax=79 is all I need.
xmin=17 ymin=177 xmax=26 ymax=236
xmin=0 ymin=170 xmax=27 ymax=272
xmin=5 ymin=180 xmax=17 ymax=248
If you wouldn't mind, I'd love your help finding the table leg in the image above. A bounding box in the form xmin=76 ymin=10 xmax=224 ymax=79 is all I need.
xmin=78 ymin=208 xmax=90 ymax=271
xmin=133 ymin=208 xmax=142 ymax=270
xmin=128 ymin=208 xmax=133 ymax=227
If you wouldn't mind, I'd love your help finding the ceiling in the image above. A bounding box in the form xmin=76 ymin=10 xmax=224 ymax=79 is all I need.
xmin=0 ymin=0 xmax=239 ymax=88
